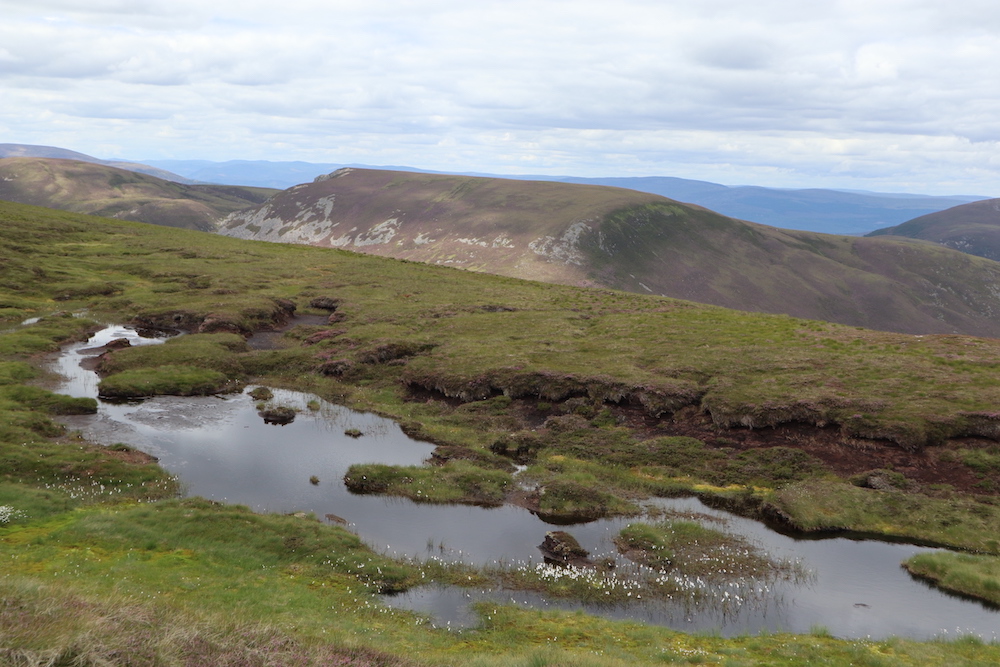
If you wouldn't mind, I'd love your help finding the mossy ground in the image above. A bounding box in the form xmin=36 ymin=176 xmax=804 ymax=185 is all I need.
xmin=3 ymin=201 xmax=1000 ymax=663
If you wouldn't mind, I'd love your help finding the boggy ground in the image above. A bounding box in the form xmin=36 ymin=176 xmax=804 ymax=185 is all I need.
xmin=399 ymin=385 xmax=1000 ymax=531
xmin=594 ymin=401 xmax=991 ymax=495
xmin=402 ymin=369 xmax=994 ymax=498
xmin=6 ymin=202 xmax=1000 ymax=663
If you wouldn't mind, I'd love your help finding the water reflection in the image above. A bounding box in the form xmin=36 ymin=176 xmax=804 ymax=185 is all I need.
xmin=50 ymin=326 xmax=1000 ymax=640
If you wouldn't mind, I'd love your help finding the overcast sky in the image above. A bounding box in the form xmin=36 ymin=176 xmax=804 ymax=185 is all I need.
xmin=2 ymin=0 xmax=999 ymax=194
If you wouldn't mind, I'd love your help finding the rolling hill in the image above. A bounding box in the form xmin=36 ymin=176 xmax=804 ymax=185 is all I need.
xmin=868 ymin=198 xmax=1000 ymax=261
xmin=218 ymin=167 xmax=1000 ymax=338
xmin=0 ymin=157 xmax=276 ymax=231
xmin=141 ymin=156 xmax=988 ymax=235
xmin=0 ymin=142 xmax=195 ymax=183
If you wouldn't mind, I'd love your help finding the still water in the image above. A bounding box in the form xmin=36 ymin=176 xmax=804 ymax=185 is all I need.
xmin=52 ymin=325 xmax=1000 ymax=640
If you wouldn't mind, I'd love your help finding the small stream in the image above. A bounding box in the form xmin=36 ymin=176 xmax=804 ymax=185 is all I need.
xmin=50 ymin=325 xmax=1000 ymax=640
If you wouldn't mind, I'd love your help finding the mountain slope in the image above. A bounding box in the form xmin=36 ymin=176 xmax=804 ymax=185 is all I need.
xmin=868 ymin=198 xmax=1000 ymax=261
xmin=0 ymin=157 xmax=275 ymax=231
xmin=0 ymin=143 xmax=195 ymax=184
xmin=141 ymin=155 xmax=988 ymax=234
xmin=557 ymin=177 xmax=987 ymax=235
xmin=218 ymin=168 xmax=1000 ymax=338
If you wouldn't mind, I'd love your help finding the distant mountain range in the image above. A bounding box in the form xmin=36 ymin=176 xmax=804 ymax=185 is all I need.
xmin=551 ymin=177 xmax=987 ymax=236
xmin=7 ymin=143 xmax=1000 ymax=338
xmin=219 ymin=167 xmax=1000 ymax=338
xmin=146 ymin=158 xmax=988 ymax=236
xmin=3 ymin=144 xmax=988 ymax=235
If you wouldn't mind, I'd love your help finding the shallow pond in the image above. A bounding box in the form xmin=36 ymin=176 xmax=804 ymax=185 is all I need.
xmin=52 ymin=326 xmax=1000 ymax=640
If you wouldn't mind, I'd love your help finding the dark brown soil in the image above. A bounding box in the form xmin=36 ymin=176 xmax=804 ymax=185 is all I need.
xmin=409 ymin=386 xmax=995 ymax=497
xmin=618 ymin=404 xmax=992 ymax=495
xmin=246 ymin=314 xmax=329 ymax=350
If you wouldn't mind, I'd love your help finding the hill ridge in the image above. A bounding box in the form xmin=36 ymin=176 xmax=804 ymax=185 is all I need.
xmin=219 ymin=167 xmax=1000 ymax=338
xmin=0 ymin=157 xmax=276 ymax=231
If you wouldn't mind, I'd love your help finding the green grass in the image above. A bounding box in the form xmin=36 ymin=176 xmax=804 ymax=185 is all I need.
xmin=769 ymin=480 xmax=1000 ymax=553
xmin=345 ymin=461 xmax=512 ymax=505
xmin=615 ymin=519 xmax=801 ymax=581
xmin=0 ymin=384 xmax=97 ymax=415
xmin=6 ymin=200 xmax=1000 ymax=663
xmin=3 ymin=497 xmax=999 ymax=666
xmin=98 ymin=365 xmax=237 ymax=398
xmin=904 ymin=551 xmax=1000 ymax=606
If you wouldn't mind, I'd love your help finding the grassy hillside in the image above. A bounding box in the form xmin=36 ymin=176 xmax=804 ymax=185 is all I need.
xmin=0 ymin=142 xmax=196 ymax=183
xmin=0 ymin=157 xmax=275 ymax=231
xmin=219 ymin=168 xmax=1000 ymax=338
xmin=869 ymin=198 xmax=1000 ymax=261
xmin=5 ymin=201 xmax=1000 ymax=664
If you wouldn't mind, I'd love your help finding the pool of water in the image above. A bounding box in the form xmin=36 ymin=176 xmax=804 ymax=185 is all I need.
xmin=51 ymin=325 xmax=1000 ymax=640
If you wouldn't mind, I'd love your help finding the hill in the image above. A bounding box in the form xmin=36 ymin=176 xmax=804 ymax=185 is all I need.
xmin=219 ymin=167 xmax=1000 ymax=338
xmin=867 ymin=198 xmax=1000 ymax=261
xmin=0 ymin=157 xmax=276 ymax=231
xmin=0 ymin=142 xmax=195 ymax=183
xmin=142 ymin=156 xmax=988 ymax=234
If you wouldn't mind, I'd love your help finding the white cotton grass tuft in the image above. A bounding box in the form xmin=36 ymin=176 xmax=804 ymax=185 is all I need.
xmin=0 ymin=505 xmax=25 ymax=523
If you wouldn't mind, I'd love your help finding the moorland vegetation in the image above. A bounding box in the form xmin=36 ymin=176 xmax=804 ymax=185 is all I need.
xmin=2 ymin=200 xmax=1000 ymax=664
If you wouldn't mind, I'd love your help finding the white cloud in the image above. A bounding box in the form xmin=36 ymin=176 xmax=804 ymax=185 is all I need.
xmin=0 ymin=0 xmax=999 ymax=194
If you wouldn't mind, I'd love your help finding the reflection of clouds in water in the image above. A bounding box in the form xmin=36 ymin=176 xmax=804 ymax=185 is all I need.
xmin=263 ymin=388 xmax=393 ymax=437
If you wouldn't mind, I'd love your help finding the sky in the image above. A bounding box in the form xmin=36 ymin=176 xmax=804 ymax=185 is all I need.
xmin=2 ymin=0 xmax=1000 ymax=195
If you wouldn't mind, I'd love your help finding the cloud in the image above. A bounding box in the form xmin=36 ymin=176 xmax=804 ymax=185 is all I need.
xmin=0 ymin=0 xmax=999 ymax=194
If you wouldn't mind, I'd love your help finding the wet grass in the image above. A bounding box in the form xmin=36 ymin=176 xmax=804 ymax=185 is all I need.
xmin=97 ymin=333 xmax=250 ymax=397
xmin=770 ymin=480 xmax=1000 ymax=553
xmin=98 ymin=365 xmax=237 ymax=398
xmin=904 ymin=552 xmax=1000 ymax=606
xmin=345 ymin=461 xmax=512 ymax=506
xmin=8 ymin=201 xmax=1000 ymax=454
xmin=614 ymin=518 xmax=803 ymax=582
